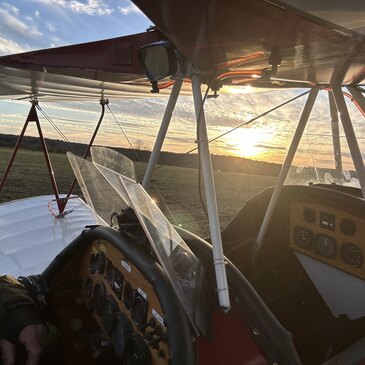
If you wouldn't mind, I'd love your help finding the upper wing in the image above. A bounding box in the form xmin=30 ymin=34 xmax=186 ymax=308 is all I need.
xmin=0 ymin=31 xmax=168 ymax=100
xmin=1 ymin=0 xmax=365 ymax=101
xmin=132 ymin=0 xmax=365 ymax=86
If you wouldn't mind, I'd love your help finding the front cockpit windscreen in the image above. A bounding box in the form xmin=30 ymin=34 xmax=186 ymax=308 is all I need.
xmin=90 ymin=146 xmax=136 ymax=181
xmin=67 ymin=152 xmax=129 ymax=225
xmin=67 ymin=148 xmax=202 ymax=332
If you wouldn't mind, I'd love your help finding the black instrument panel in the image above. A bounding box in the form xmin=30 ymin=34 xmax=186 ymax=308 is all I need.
xmin=81 ymin=239 xmax=169 ymax=365
xmin=290 ymin=202 xmax=365 ymax=279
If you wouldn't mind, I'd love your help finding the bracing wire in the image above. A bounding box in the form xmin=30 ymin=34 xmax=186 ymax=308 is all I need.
xmin=106 ymin=104 xmax=141 ymax=162
xmin=106 ymin=104 xmax=178 ymax=223
xmin=137 ymin=88 xmax=310 ymax=180
xmin=36 ymin=105 xmax=70 ymax=143
xmin=136 ymin=87 xmax=310 ymax=221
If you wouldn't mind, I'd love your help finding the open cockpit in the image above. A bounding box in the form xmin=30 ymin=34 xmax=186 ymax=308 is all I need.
xmin=33 ymin=175 xmax=365 ymax=365
xmin=222 ymin=184 xmax=365 ymax=364
xmin=1 ymin=0 xmax=365 ymax=364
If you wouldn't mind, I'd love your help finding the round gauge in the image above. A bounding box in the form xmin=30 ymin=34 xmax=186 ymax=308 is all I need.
xmin=123 ymin=333 xmax=151 ymax=365
xmin=112 ymin=312 xmax=133 ymax=358
xmin=132 ymin=295 xmax=148 ymax=327
xmin=314 ymin=234 xmax=336 ymax=259
xmin=123 ymin=281 xmax=134 ymax=310
xmin=89 ymin=252 xmax=97 ymax=275
xmin=85 ymin=277 xmax=93 ymax=297
xmin=93 ymin=282 xmax=106 ymax=315
xmin=294 ymin=226 xmax=314 ymax=250
xmin=303 ymin=208 xmax=316 ymax=224
xmin=340 ymin=242 xmax=363 ymax=268
xmin=102 ymin=295 xmax=120 ymax=334
xmin=340 ymin=219 xmax=356 ymax=236
xmin=95 ymin=252 xmax=106 ymax=274
xmin=106 ymin=260 xmax=114 ymax=284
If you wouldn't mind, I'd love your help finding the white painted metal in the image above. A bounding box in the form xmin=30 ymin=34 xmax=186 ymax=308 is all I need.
xmin=296 ymin=252 xmax=365 ymax=320
xmin=142 ymin=79 xmax=183 ymax=188
xmin=332 ymin=87 xmax=365 ymax=197
xmin=0 ymin=195 xmax=97 ymax=277
xmin=329 ymin=92 xmax=343 ymax=181
xmin=256 ymin=87 xmax=319 ymax=251
xmin=191 ymin=74 xmax=230 ymax=310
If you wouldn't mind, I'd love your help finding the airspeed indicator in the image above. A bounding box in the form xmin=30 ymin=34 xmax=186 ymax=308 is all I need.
xmin=294 ymin=226 xmax=314 ymax=250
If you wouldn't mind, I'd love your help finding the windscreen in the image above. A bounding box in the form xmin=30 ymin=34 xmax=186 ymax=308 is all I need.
xmin=90 ymin=146 xmax=136 ymax=181
xmin=67 ymin=153 xmax=129 ymax=225
xmin=68 ymin=150 xmax=202 ymax=331
xmin=94 ymin=162 xmax=202 ymax=332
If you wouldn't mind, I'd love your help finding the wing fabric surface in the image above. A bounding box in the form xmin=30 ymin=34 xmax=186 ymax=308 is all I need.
xmin=0 ymin=31 xmax=169 ymax=100
xmin=0 ymin=0 xmax=365 ymax=100
xmin=132 ymin=0 xmax=365 ymax=86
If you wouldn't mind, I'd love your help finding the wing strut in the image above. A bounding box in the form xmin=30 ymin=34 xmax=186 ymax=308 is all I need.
xmin=255 ymin=87 xmax=319 ymax=257
xmin=329 ymin=92 xmax=343 ymax=181
xmin=332 ymin=87 xmax=365 ymax=197
xmin=62 ymin=98 xmax=108 ymax=214
xmin=0 ymin=101 xmax=64 ymax=213
xmin=192 ymin=74 xmax=231 ymax=311
xmin=142 ymin=79 xmax=183 ymax=188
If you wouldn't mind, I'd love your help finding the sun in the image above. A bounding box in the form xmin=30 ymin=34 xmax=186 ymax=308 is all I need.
xmin=224 ymin=128 xmax=266 ymax=159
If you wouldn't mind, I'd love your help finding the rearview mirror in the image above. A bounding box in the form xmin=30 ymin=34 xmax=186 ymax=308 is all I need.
xmin=139 ymin=41 xmax=177 ymax=82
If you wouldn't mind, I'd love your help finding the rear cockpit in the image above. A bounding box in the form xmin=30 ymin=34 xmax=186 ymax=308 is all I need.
xmin=223 ymin=184 xmax=365 ymax=364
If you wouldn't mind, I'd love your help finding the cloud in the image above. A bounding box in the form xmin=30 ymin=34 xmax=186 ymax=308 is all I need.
xmin=0 ymin=8 xmax=42 ymax=38
xmin=34 ymin=0 xmax=113 ymax=16
xmin=45 ymin=22 xmax=57 ymax=32
xmin=2 ymin=3 xmax=19 ymax=15
xmin=0 ymin=37 xmax=26 ymax=55
xmin=118 ymin=4 xmax=142 ymax=15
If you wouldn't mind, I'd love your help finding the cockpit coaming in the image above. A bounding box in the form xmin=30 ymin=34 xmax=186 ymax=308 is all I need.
xmin=43 ymin=226 xmax=196 ymax=365
xmin=44 ymin=221 xmax=282 ymax=365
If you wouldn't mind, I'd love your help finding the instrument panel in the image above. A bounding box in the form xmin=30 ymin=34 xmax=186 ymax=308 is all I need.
xmin=80 ymin=238 xmax=169 ymax=365
xmin=289 ymin=202 xmax=365 ymax=279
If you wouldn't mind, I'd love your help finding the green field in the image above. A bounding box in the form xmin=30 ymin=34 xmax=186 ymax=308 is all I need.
xmin=0 ymin=147 xmax=277 ymax=237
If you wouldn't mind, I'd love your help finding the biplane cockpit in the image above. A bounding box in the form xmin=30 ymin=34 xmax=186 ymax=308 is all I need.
xmin=1 ymin=0 xmax=365 ymax=365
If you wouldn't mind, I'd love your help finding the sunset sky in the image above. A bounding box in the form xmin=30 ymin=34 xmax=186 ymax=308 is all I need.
xmin=0 ymin=0 xmax=364 ymax=176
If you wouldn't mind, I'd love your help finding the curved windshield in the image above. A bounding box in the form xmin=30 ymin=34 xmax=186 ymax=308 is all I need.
xmin=90 ymin=146 xmax=136 ymax=181
xmin=67 ymin=149 xmax=202 ymax=332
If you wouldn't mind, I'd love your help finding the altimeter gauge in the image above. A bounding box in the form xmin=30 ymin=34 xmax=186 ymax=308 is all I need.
xmin=340 ymin=242 xmax=363 ymax=268
xmin=314 ymin=234 xmax=336 ymax=259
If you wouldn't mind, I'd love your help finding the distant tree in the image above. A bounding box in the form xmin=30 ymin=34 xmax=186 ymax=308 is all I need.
xmin=134 ymin=139 xmax=151 ymax=152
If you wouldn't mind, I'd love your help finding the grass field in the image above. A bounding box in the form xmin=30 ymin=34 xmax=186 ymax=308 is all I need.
xmin=0 ymin=147 xmax=277 ymax=237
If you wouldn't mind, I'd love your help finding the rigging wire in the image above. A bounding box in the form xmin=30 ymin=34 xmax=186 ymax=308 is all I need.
xmin=106 ymin=104 xmax=141 ymax=162
xmin=106 ymin=103 xmax=178 ymax=224
xmin=36 ymin=105 xmax=70 ymax=143
xmin=137 ymin=89 xmax=311 ymax=180
xmin=150 ymin=182 xmax=178 ymax=225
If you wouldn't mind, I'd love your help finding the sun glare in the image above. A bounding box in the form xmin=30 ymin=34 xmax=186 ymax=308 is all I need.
xmin=224 ymin=128 xmax=269 ymax=159
xmin=226 ymin=85 xmax=253 ymax=94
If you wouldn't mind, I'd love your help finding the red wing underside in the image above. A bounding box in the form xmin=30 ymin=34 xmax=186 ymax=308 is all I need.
xmin=132 ymin=0 xmax=365 ymax=87
xmin=0 ymin=31 xmax=171 ymax=101
xmin=0 ymin=0 xmax=365 ymax=101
